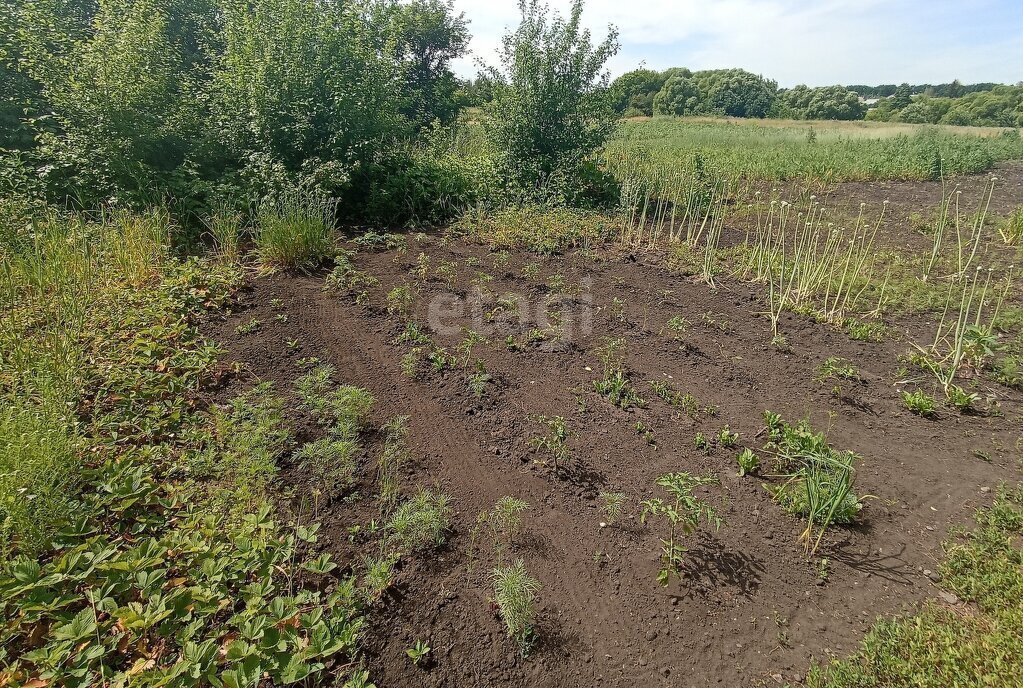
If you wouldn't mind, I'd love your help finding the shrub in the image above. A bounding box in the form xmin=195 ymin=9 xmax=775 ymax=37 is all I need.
xmin=387 ymin=489 xmax=453 ymax=553
xmin=492 ymin=559 xmax=541 ymax=652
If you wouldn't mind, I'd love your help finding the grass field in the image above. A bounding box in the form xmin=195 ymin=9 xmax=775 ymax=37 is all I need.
xmin=607 ymin=117 xmax=1023 ymax=184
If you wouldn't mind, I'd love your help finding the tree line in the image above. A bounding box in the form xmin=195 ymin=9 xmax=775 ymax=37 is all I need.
xmin=610 ymin=67 xmax=1023 ymax=127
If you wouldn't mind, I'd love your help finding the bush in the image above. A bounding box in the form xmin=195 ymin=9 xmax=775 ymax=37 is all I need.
xmin=653 ymin=75 xmax=702 ymax=117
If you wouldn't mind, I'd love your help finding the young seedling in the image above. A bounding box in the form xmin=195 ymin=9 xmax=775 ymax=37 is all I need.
xmin=457 ymin=328 xmax=487 ymax=368
xmin=902 ymin=389 xmax=937 ymax=417
xmin=717 ymin=426 xmax=739 ymax=448
xmin=492 ymin=560 xmax=541 ymax=655
xmin=530 ymin=415 xmax=571 ymax=472
xmin=593 ymin=337 xmax=645 ymax=409
xmin=946 ymin=384 xmax=979 ymax=413
xmin=466 ymin=360 xmax=492 ymax=399
xmin=665 ymin=315 xmax=691 ymax=348
xmin=386 ymin=283 xmax=416 ymax=319
xmin=235 ymin=317 xmax=261 ymax=335
xmin=599 ymin=491 xmax=626 ymax=527
xmin=737 ymin=448 xmax=760 ymax=477
xmin=406 ymin=640 xmax=431 ymax=666
xmin=641 ymin=473 xmax=720 ymax=586
xmin=694 ymin=432 xmax=709 ymax=452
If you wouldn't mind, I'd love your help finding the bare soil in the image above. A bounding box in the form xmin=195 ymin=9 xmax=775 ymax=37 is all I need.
xmin=204 ymin=168 xmax=1023 ymax=687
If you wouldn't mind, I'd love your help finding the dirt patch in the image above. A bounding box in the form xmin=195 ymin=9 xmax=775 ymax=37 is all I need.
xmin=204 ymin=173 xmax=1023 ymax=687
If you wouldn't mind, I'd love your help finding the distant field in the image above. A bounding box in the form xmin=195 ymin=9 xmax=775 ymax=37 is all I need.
xmin=606 ymin=116 xmax=1023 ymax=183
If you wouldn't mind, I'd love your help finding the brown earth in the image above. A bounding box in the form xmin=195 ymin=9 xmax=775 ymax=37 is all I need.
xmin=204 ymin=169 xmax=1023 ymax=687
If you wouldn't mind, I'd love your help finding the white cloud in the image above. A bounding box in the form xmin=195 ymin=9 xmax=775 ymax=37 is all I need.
xmin=450 ymin=0 xmax=1023 ymax=86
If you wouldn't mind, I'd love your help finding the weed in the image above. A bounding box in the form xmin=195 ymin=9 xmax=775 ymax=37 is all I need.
xmin=593 ymin=337 xmax=645 ymax=409
xmin=665 ymin=315 xmax=691 ymax=347
xmin=234 ymin=317 xmax=261 ymax=334
xmin=737 ymin=447 xmax=760 ymax=477
xmin=530 ymin=415 xmax=571 ymax=471
xmin=816 ymin=357 xmax=861 ymax=382
xmin=764 ymin=414 xmax=864 ymax=554
xmin=946 ymin=384 xmax=979 ymax=413
xmin=457 ymin=328 xmax=487 ymax=367
xmin=641 ymin=473 xmax=720 ymax=586
xmin=521 ymin=262 xmax=540 ymax=279
xmin=718 ymin=426 xmax=739 ymax=448
xmin=363 ymin=554 xmax=397 ymax=600
xmin=636 ymin=421 xmax=656 ymax=446
xmin=377 ymin=416 xmax=410 ymax=513
xmin=293 ymin=435 xmax=358 ymax=500
xmin=845 ymin=318 xmax=886 ymax=342
xmin=254 ymin=193 xmax=336 ymax=269
xmin=648 ymin=380 xmax=701 ymax=418
xmin=493 ymin=560 xmax=541 ymax=654
xmin=694 ymin=432 xmax=709 ymax=451
xmin=599 ymin=491 xmax=626 ymax=526
xmin=406 ymin=640 xmax=431 ymax=666
xmin=387 ymin=489 xmax=453 ymax=554
xmin=466 ymin=360 xmax=492 ymax=399
xmin=400 ymin=350 xmax=422 ymax=378
xmin=902 ymin=389 xmax=937 ymax=417
xmin=993 ymin=355 xmax=1022 ymax=389
xmin=998 ymin=205 xmax=1023 ymax=245
xmin=387 ymin=283 xmax=416 ymax=319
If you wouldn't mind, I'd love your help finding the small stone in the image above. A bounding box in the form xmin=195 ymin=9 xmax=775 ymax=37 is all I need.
xmin=645 ymin=629 xmax=658 ymax=641
xmin=939 ymin=590 xmax=959 ymax=605
xmin=925 ymin=569 xmax=942 ymax=583
xmin=981 ymin=486 xmax=991 ymax=493
xmin=638 ymin=657 xmax=648 ymax=667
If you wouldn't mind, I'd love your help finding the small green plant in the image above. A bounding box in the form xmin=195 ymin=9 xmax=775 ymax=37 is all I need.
xmin=377 ymin=416 xmax=410 ymax=513
xmin=521 ymin=262 xmax=540 ymax=278
xmin=530 ymin=415 xmax=571 ymax=471
xmin=694 ymin=432 xmax=709 ymax=451
xmin=406 ymin=640 xmax=431 ymax=666
xmin=599 ymin=491 xmax=625 ymax=526
xmin=902 ymin=389 xmax=937 ymax=417
xmin=718 ymin=426 xmax=739 ymax=448
xmin=492 ymin=560 xmax=541 ymax=654
xmin=816 ymin=557 xmax=831 ymax=581
xmin=816 ymin=357 xmax=861 ymax=382
xmin=293 ymin=435 xmax=358 ymax=500
xmin=648 ymin=380 xmax=701 ymax=418
xmin=234 ymin=317 xmax=261 ymax=334
xmin=665 ymin=315 xmax=691 ymax=347
xmin=593 ymin=337 xmax=645 ymax=409
xmin=737 ymin=447 xmax=760 ymax=477
xmin=845 ymin=318 xmax=886 ymax=342
xmin=466 ymin=360 xmax=492 ymax=399
xmin=469 ymin=496 xmax=531 ymax=568
xmin=363 ymin=554 xmax=397 ymax=600
xmin=635 ymin=421 xmax=656 ymax=446
xmin=946 ymin=384 xmax=979 ymax=413
xmin=387 ymin=284 xmax=416 ymax=319
xmin=998 ymin=205 xmax=1023 ymax=245
xmin=641 ymin=473 xmax=720 ymax=586
xmin=387 ymin=489 xmax=453 ymax=554
xmin=457 ymin=329 xmax=487 ymax=367
xmin=400 ymin=350 xmax=421 ymax=379
xmin=764 ymin=414 xmax=865 ymax=554
xmin=547 ymin=273 xmax=565 ymax=292
xmin=254 ymin=193 xmax=335 ymax=269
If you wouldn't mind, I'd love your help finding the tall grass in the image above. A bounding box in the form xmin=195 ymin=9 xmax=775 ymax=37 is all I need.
xmin=253 ymin=193 xmax=337 ymax=269
xmin=607 ymin=118 xmax=1023 ymax=185
xmin=0 ymin=207 xmax=171 ymax=554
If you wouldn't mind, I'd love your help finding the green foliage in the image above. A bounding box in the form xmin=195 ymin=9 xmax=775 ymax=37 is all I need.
xmin=455 ymin=205 xmax=621 ymax=255
xmin=764 ymin=415 xmax=864 ymax=554
xmin=593 ymin=337 xmax=645 ymax=409
xmin=0 ymin=477 xmax=365 ymax=687
xmin=599 ymin=491 xmax=625 ymax=526
xmin=780 ymin=85 xmax=867 ymax=121
xmin=902 ymin=389 xmax=937 ymax=417
xmin=653 ymin=75 xmax=702 ymax=117
xmin=530 ymin=415 xmax=571 ymax=471
xmin=736 ymin=448 xmax=760 ymax=477
xmin=492 ymin=559 xmax=541 ymax=653
xmin=807 ymin=484 xmax=1023 ymax=687
xmin=254 ymin=193 xmax=336 ymax=269
xmin=387 ymin=489 xmax=453 ymax=553
xmin=641 ymin=473 xmax=720 ymax=586
xmin=483 ymin=0 xmax=620 ymax=204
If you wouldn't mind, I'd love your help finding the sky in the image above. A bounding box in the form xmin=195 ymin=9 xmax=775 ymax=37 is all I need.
xmin=449 ymin=0 xmax=1023 ymax=87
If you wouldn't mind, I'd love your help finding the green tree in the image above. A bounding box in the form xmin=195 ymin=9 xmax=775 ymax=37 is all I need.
xmin=652 ymin=75 xmax=701 ymax=116
xmin=369 ymin=0 xmax=469 ymax=128
xmin=694 ymin=68 xmax=777 ymax=118
xmin=781 ymin=85 xmax=866 ymax=120
xmin=484 ymin=0 xmax=620 ymax=203
xmin=610 ymin=67 xmax=666 ymax=116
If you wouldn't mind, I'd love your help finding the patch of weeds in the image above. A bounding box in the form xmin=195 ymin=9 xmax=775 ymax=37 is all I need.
xmin=457 ymin=328 xmax=487 ymax=367
xmin=694 ymin=432 xmax=709 ymax=452
xmin=806 ymin=483 xmax=1023 ymax=687
xmin=325 ymin=251 xmax=380 ymax=304
xmin=845 ymin=318 xmax=887 ymax=342
xmin=295 ymin=365 xmax=375 ymax=431
xmin=520 ymin=262 xmax=540 ymax=279
xmin=641 ymin=473 xmax=721 ymax=586
xmin=492 ymin=560 xmax=541 ymax=654
xmin=434 ymin=259 xmax=457 ymax=287
xmin=377 ymin=416 xmax=410 ymax=513
xmin=400 ymin=350 xmax=422 ymax=379
xmin=406 ymin=640 xmax=431 ymax=666
xmin=352 ymin=231 xmax=405 ymax=251
xmin=816 ymin=357 xmax=861 ymax=383
xmin=386 ymin=489 xmax=452 ymax=554
xmin=993 ymin=355 xmax=1022 ymax=389
xmin=902 ymin=389 xmax=937 ymax=417
xmin=526 ymin=327 xmax=547 ymax=344
xmin=469 ymin=496 xmax=530 ymax=568
xmin=665 ymin=315 xmax=691 ymax=348
xmin=648 ymin=380 xmax=702 ymax=419
xmin=362 ymin=554 xmax=397 ymax=601
xmin=763 ymin=413 xmax=864 ymax=554
xmin=593 ymin=337 xmax=645 ymax=410
xmin=395 ymin=320 xmax=433 ymax=347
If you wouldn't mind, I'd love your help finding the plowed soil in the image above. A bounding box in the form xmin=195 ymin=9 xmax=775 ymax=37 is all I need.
xmin=205 ymin=165 xmax=1023 ymax=687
